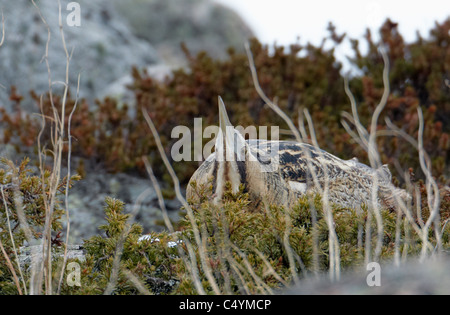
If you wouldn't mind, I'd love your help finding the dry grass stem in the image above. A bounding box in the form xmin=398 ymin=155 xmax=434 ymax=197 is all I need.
xmin=143 ymin=109 xmax=219 ymax=294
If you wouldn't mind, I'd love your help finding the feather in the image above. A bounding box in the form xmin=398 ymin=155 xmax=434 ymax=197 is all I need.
xmin=187 ymin=98 xmax=410 ymax=210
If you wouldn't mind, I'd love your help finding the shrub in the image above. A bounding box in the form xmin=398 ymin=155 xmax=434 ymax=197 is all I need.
xmin=0 ymin=18 xmax=449 ymax=295
xmin=0 ymin=158 xmax=79 ymax=294
xmin=61 ymin=182 xmax=450 ymax=294
xmin=1 ymin=19 xmax=448 ymax=187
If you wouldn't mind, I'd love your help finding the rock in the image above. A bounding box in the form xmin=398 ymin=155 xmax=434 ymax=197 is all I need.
xmin=0 ymin=0 xmax=159 ymax=109
xmin=283 ymin=257 xmax=450 ymax=294
xmin=65 ymin=160 xmax=182 ymax=243
xmin=0 ymin=0 xmax=254 ymax=109
xmin=0 ymin=0 xmax=253 ymax=245
xmin=0 ymin=152 xmax=182 ymax=244
xmin=98 ymin=63 xmax=176 ymax=105
xmin=19 ymin=244 xmax=85 ymax=270
xmin=100 ymin=0 xmax=255 ymax=102
xmin=18 ymin=242 xmax=179 ymax=294
xmin=111 ymin=0 xmax=254 ymax=65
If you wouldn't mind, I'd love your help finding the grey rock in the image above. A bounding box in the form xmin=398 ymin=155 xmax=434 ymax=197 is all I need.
xmin=0 ymin=144 xmax=21 ymax=161
xmin=19 ymin=244 xmax=85 ymax=270
xmin=0 ymin=0 xmax=254 ymax=109
xmin=284 ymin=257 xmax=450 ymax=295
xmin=0 ymin=0 xmax=159 ymax=109
xmin=18 ymin=243 xmax=179 ymax=294
xmin=0 ymin=152 xmax=183 ymax=244
xmin=65 ymin=160 xmax=182 ymax=243
xmin=111 ymin=0 xmax=254 ymax=65
xmin=0 ymin=0 xmax=253 ymax=245
xmin=98 ymin=63 xmax=176 ymax=106
xmin=100 ymin=0 xmax=255 ymax=103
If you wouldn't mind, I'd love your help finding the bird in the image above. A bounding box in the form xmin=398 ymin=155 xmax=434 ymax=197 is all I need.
xmin=186 ymin=97 xmax=409 ymax=210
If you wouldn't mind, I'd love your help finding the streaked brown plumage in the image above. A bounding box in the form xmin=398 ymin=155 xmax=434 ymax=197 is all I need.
xmin=187 ymin=97 xmax=409 ymax=210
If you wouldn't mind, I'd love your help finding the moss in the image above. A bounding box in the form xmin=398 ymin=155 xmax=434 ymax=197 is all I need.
xmin=59 ymin=196 xmax=180 ymax=295
xmin=59 ymin=181 xmax=447 ymax=295
xmin=178 ymin=182 xmax=449 ymax=293
xmin=0 ymin=159 xmax=448 ymax=294
xmin=0 ymin=158 xmax=79 ymax=294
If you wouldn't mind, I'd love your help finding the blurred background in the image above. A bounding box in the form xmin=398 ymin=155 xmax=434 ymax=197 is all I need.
xmin=216 ymin=0 xmax=450 ymax=71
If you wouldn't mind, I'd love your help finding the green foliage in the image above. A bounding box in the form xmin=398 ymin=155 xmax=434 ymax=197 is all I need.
xmin=62 ymin=196 xmax=180 ymax=295
xmin=60 ymin=181 xmax=448 ymax=295
xmin=177 ymin=181 xmax=450 ymax=293
xmin=0 ymin=158 xmax=78 ymax=294
xmin=0 ymin=18 xmax=449 ymax=294
xmin=0 ymin=157 xmax=68 ymax=242
xmin=0 ymin=162 xmax=448 ymax=294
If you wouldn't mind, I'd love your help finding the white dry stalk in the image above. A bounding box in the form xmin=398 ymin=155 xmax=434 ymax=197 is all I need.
xmin=302 ymin=108 xmax=340 ymax=281
xmin=364 ymin=209 xmax=373 ymax=264
xmin=1 ymin=186 xmax=27 ymax=294
xmin=416 ymin=108 xmax=441 ymax=258
xmin=343 ymin=77 xmax=369 ymax=152
xmin=142 ymin=109 xmax=219 ymax=295
xmin=0 ymin=238 xmax=22 ymax=294
xmin=8 ymin=166 xmax=36 ymax=286
xmin=246 ymin=41 xmax=341 ymax=281
xmin=30 ymin=0 xmax=77 ymax=295
xmin=123 ymin=270 xmax=152 ymax=295
xmin=441 ymin=219 xmax=450 ymax=241
xmin=0 ymin=187 xmax=23 ymax=296
xmin=142 ymin=157 xmax=175 ymax=233
xmin=379 ymin=120 xmax=432 ymax=245
xmin=0 ymin=10 xmax=28 ymax=295
xmin=298 ymin=112 xmax=338 ymax=275
xmin=394 ymin=206 xmax=402 ymax=266
xmin=56 ymin=73 xmax=80 ymax=294
xmin=3 ymin=160 xmax=37 ymax=284
xmin=383 ymin=118 xmax=440 ymax=255
xmin=370 ymin=175 xmax=383 ymax=262
xmin=0 ymin=10 xmax=4 ymax=48
xmin=415 ymin=185 xmax=425 ymax=229
xmin=228 ymin=241 xmax=274 ymax=295
xmin=307 ymin=198 xmax=320 ymax=275
xmin=282 ymin=206 xmax=300 ymax=286
xmin=30 ymin=0 xmax=54 ymax=295
xmin=228 ymin=257 xmax=251 ymax=294
xmin=249 ymin=246 xmax=289 ymax=286
xmin=225 ymin=240 xmax=265 ymax=294
xmin=297 ymin=113 xmax=323 ymax=274
xmin=344 ymin=45 xmax=445 ymax=262
xmin=343 ymin=46 xmax=388 ymax=262
xmin=245 ymin=42 xmax=303 ymax=143
xmin=367 ymin=45 xmax=390 ymax=168
xmin=340 ymin=116 xmax=369 ymax=150
xmin=142 ymin=157 xmax=212 ymax=294
xmin=103 ymin=234 xmax=125 ymax=295
xmin=365 ymin=46 xmax=391 ymax=262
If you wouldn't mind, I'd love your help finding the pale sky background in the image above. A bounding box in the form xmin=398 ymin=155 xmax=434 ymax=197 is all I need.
xmin=215 ymin=0 xmax=450 ymax=71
